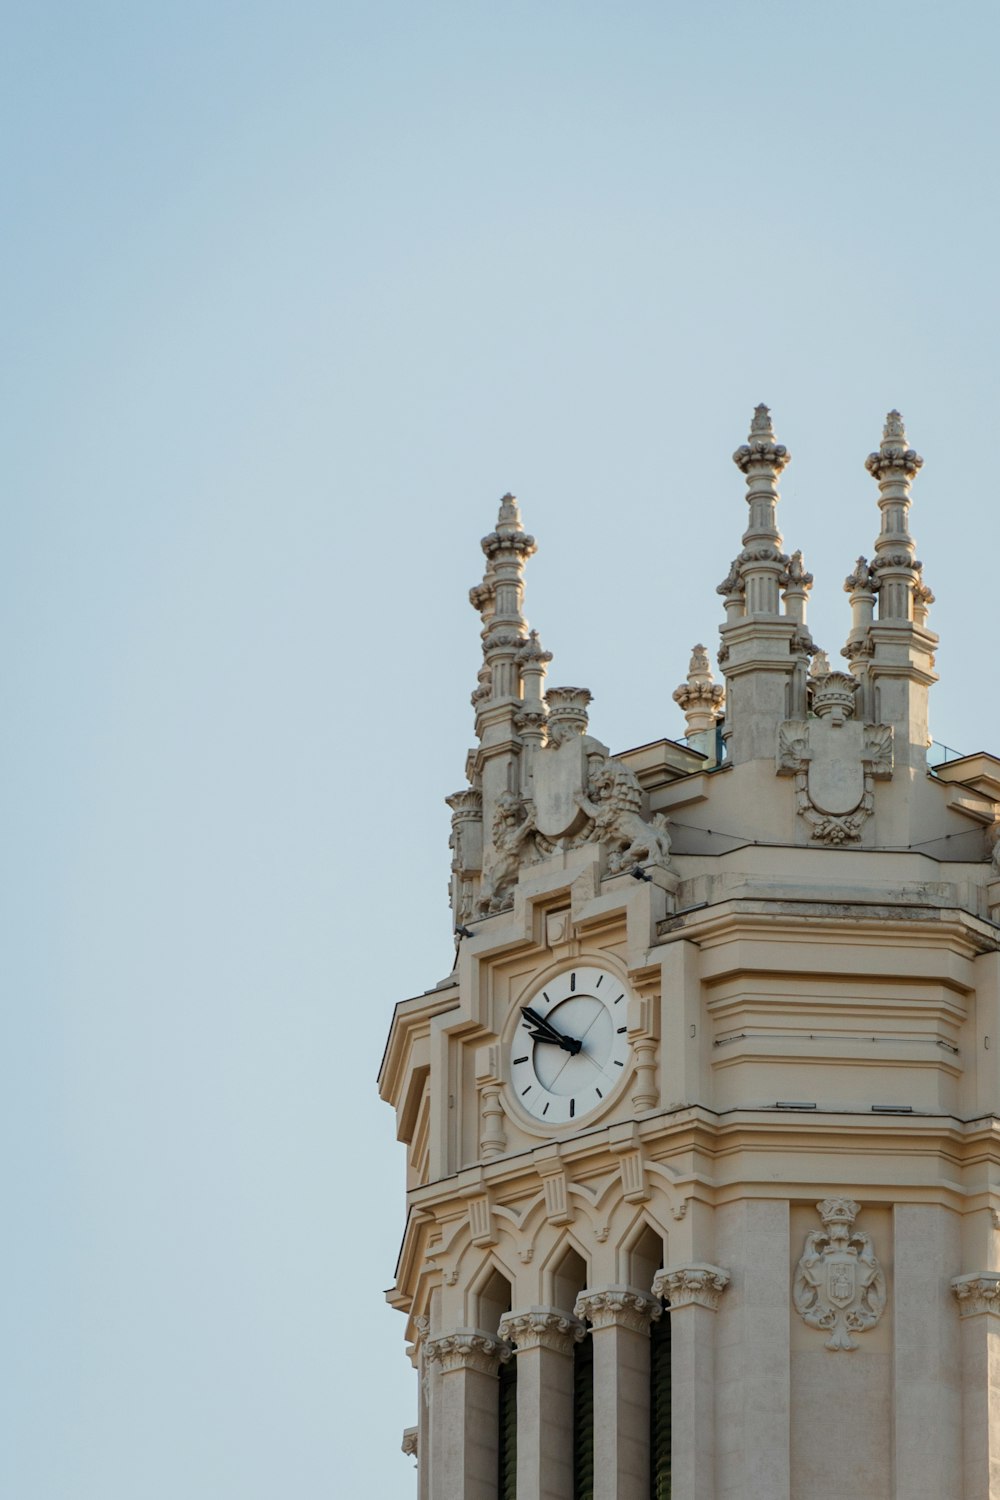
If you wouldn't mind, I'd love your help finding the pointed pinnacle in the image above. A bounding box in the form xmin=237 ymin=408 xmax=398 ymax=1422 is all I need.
xmin=733 ymin=403 xmax=789 ymax=474
xmin=750 ymin=403 xmax=775 ymax=440
xmin=883 ymin=410 xmax=907 ymax=446
xmin=496 ymin=492 xmax=522 ymax=530
xmin=865 ymin=411 xmax=923 ymax=479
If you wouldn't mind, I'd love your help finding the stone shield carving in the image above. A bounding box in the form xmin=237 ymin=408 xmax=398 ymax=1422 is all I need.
xmin=805 ymin=719 xmax=866 ymax=816
xmin=793 ymin=1198 xmax=886 ymax=1351
xmin=777 ymin=670 xmax=893 ymax=845
xmin=532 ymin=735 xmax=590 ymax=840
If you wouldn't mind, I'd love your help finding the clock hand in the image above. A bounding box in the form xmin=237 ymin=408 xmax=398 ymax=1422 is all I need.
xmin=520 ymin=1007 xmax=583 ymax=1055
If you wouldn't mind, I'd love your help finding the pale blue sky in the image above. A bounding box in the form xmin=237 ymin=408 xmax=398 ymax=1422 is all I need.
xmin=2 ymin=3 xmax=999 ymax=1496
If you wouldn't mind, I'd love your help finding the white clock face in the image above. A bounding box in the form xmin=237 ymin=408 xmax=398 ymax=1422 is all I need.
xmin=511 ymin=965 xmax=631 ymax=1126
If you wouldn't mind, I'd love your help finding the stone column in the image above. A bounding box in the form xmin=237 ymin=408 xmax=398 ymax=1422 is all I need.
xmin=574 ymin=1286 xmax=660 ymax=1499
xmin=424 ymin=1329 xmax=510 ymax=1500
xmin=498 ymin=1307 xmax=583 ymax=1500
xmin=951 ymin=1274 xmax=1000 ymax=1500
xmin=652 ymin=1264 xmax=730 ymax=1500
xmin=892 ymin=1204 xmax=961 ymax=1500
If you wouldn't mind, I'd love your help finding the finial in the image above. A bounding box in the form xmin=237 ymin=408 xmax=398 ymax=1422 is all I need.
xmin=750 ymin=403 xmax=775 ymax=439
xmin=865 ymin=410 xmax=923 ymax=480
xmin=844 ymin=556 xmax=874 ymax=594
xmin=544 ymin=686 xmax=593 ymax=745
xmin=495 ymin=492 xmax=523 ymax=534
xmin=689 ymin=643 xmax=711 ymax=677
xmin=674 ymin=643 xmax=724 ymax=741
xmin=811 ymin=670 xmax=858 ymax=724
xmin=733 ymin=403 xmax=790 ymax=475
xmin=810 ymin=650 xmax=832 ymax=679
xmin=884 ymin=409 xmax=906 ymax=443
xmin=516 ymin=629 xmax=552 ymax=667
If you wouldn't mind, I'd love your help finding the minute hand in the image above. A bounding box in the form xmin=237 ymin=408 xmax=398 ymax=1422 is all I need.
xmin=521 ymin=1007 xmax=582 ymax=1055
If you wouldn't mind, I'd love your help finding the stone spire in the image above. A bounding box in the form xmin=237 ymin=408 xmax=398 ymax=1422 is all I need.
xmin=716 ymin=406 xmax=814 ymax=762
xmin=673 ymin=644 xmax=724 ymax=764
xmin=728 ymin=403 xmax=791 ymax=617
xmin=857 ymin=412 xmax=938 ymax=773
xmin=864 ymin=411 xmax=931 ymax=624
xmin=514 ymin=629 xmax=553 ymax=792
xmin=473 ymin=493 xmax=537 ymax=710
xmin=448 ymin=495 xmax=547 ymax=925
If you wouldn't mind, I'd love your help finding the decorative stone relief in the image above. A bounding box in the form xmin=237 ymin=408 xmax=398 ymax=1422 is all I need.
xmin=498 ymin=1307 xmax=585 ymax=1354
xmin=574 ymin=1286 xmax=661 ymax=1334
xmin=401 ymin=1426 xmax=418 ymax=1460
xmin=478 ymin=790 xmax=538 ymax=914
xmin=537 ymin=687 xmax=672 ymax=874
xmin=652 ymin=1263 xmax=730 ymax=1311
xmin=475 ymin=685 xmax=674 ymax=912
xmin=778 ymin=672 xmax=893 ymax=844
xmin=475 ymin=1044 xmax=506 ymax=1158
xmin=466 ymin=1192 xmax=496 ymax=1248
xmin=578 ymin=756 xmax=672 ymax=874
xmin=447 ymin=787 xmax=483 ymax=924
xmin=424 ymin=1330 xmax=512 ymax=1375
xmin=673 ymin=643 xmax=725 ymax=739
xmin=951 ymin=1273 xmax=1000 ymax=1317
xmin=536 ymin=1157 xmax=573 ymax=1226
xmin=615 ymin=1148 xmax=649 ymax=1204
xmin=793 ymin=1198 xmax=886 ymax=1350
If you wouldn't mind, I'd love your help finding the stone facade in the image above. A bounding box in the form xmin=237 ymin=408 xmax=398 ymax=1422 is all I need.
xmin=379 ymin=409 xmax=1000 ymax=1499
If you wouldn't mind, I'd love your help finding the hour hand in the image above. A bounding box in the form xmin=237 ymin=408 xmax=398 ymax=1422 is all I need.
xmin=520 ymin=1007 xmax=582 ymax=1055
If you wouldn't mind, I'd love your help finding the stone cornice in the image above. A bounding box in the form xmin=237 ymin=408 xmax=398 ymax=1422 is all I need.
xmin=377 ymin=986 xmax=460 ymax=1104
xmin=498 ymin=1307 xmax=585 ymax=1354
xmin=951 ymin=1273 xmax=1000 ymax=1318
xmin=424 ymin=1329 xmax=512 ymax=1374
xmin=653 ymin=1262 xmax=730 ymax=1311
xmin=574 ymin=1286 xmax=661 ymax=1333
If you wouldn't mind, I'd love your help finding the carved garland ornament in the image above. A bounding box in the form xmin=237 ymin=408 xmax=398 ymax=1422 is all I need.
xmin=793 ymin=1199 xmax=886 ymax=1351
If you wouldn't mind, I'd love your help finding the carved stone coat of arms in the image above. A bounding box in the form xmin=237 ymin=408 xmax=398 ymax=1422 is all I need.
xmin=777 ymin=670 xmax=892 ymax=844
xmin=793 ymin=1198 xmax=886 ymax=1351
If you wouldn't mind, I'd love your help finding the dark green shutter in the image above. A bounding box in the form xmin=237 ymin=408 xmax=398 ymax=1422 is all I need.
xmin=649 ymin=1303 xmax=671 ymax=1499
xmin=498 ymin=1354 xmax=517 ymax=1499
xmin=573 ymin=1332 xmax=594 ymax=1500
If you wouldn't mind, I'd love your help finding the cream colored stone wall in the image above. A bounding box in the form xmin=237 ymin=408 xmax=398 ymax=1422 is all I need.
xmin=381 ymin=411 xmax=1000 ymax=1497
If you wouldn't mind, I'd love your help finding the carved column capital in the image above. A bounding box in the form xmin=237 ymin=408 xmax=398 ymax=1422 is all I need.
xmin=401 ymin=1426 xmax=418 ymax=1459
xmin=574 ymin=1285 xmax=661 ymax=1334
xmin=653 ymin=1262 xmax=731 ymax=1311
xmin=498 ymin=1306 xmax=585 ymax=1354
xmin=951 ymin=1273 xmax=1000 ymax=1317
xmin=424 ymin=1328 xmax=512 ymax=1375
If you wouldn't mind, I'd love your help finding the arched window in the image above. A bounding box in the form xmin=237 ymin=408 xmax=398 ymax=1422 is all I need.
xmin=626 ymin=1223 xmax=670 ymax=1500
xmin=649 ymin=1296 xmax=671 ymax=1499
xmin=573 ymin=1329 xmax=594 ymax=1500
xmin=498 ymin=1354 xmax=517 ymax=1500
xmin=551 ymin=1246 xmax=592 ymax=1500
xmin=476 ymin=1269 xmax=515 ymax=1499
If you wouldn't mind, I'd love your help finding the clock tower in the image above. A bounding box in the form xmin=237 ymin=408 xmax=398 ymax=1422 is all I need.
xmin=379 ymin=410 xmax=1000 ymax=1499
